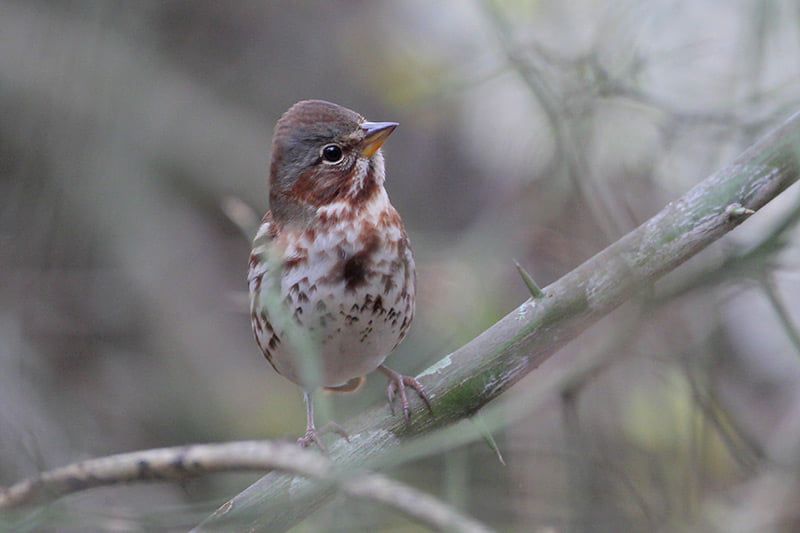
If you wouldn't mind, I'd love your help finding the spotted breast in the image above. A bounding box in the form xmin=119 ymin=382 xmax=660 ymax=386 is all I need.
xmin=248 ymin=185 xmax=415 ymax=388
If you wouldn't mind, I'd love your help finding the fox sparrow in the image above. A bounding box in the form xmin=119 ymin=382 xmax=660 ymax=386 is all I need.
xmin=248 ymin=100 xmax=431 ymax=448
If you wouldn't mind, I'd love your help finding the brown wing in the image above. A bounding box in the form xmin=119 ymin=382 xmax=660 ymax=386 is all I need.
xmin=248 ymin=211 xmax=283 ymax=374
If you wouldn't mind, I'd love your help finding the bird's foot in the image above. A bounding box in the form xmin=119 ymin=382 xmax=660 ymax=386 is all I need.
xmin=379 ymin=366 xmax=433 ymax=423
xmin=297 ymin=422 xmax=350 ymax=452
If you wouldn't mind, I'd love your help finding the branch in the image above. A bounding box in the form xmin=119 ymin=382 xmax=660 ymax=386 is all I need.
xmin=0 ymin=441 xmax=491 ymax=533
xmin=195 ymin=112 xmax=800 ymax=532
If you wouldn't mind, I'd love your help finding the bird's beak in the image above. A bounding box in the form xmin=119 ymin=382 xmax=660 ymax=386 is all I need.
xmin=360 ymin=121 xmax=398 ymax=158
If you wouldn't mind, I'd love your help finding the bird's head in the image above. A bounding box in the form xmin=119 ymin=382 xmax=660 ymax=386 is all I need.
xmin=268 ymin=100 xmax=398 ymax=223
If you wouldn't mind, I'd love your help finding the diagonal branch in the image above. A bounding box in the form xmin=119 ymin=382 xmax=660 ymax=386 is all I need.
xmin=195 ymin=112 xmax=800 ymax=532
xmin=0 ymin=441 xmax=491 ymax=533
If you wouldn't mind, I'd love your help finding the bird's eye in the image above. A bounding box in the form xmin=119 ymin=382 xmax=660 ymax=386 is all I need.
xmin=321 ymin=144 xmax=343 ymax=163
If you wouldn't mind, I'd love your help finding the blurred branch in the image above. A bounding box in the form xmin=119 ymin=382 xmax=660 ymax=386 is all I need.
xmin=761 ymin=276 xmax=800 ymax=356
xmin=0 ymin=441 xmax=491 ymax=533
xmin=497 ymin=16 xmax=799 ymax=130
xmin=561 ymin=386 xmax=593 ymax=532
xmin=480 ymin=0 xmax=627 ymax=241
xmin=683 ymin=360 xmax=761 ymax=472
xmin=220 ymin=196 xmax=261 ymax=241
xmin=709 ymin=388 xmax=800 ymax=532
xmin=195 ymin=112 xmax=800 ymax=531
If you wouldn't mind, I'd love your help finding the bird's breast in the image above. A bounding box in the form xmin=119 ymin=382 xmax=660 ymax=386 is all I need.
xmin=250 ymin=202 xmax=416 ymax=387
xmin=281 ymin=208 xmax=415 ymax=338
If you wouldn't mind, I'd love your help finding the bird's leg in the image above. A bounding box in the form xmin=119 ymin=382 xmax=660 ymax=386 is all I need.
xmin=378 ymin=365 xmax=433 ymax=423
xmin=297 ymin=391 xmax=325 ymax=450
xmin=297 ymin=391 xmax=349 ymax=451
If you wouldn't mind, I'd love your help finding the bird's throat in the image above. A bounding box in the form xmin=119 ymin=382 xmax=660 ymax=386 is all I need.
xmin=272 ymin=155 xmax=387 ymax=227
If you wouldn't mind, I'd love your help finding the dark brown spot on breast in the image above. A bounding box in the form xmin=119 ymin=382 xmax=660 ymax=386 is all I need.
xmin=343 ymin=255 xmax=367 ymax=290
xmin=382 ymin=274 xmax=396 ymax=293
xmin=342 ymin=230 xmax=380 ymax=292
xmin=372 ymin=295 xmax=384 ymax=315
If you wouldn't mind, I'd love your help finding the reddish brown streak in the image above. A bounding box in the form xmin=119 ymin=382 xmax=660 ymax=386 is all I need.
xmin=285 ymin=253 xmax=308 ymax=269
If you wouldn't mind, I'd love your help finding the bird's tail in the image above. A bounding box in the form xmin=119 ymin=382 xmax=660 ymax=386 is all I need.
xmin=323 ymin=376 xmax=365 ymax=393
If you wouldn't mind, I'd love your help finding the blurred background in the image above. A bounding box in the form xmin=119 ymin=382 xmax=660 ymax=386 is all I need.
xmin=2 ymin=0 xmax=800 ymax=531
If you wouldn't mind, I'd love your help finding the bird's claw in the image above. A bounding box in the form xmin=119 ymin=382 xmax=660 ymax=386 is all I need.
xmin=381 ymin=367 xmax=433 ymax=423
xmin=297 ymin=428 xmax=326 ymax=451
xmin=297 ymin=422 xmax=350 ymax=452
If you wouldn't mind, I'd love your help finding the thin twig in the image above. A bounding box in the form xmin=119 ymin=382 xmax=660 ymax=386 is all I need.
xmin=0 ymin=440 xmax=492 ymax=533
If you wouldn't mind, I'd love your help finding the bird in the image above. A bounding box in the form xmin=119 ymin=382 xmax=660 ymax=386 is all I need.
xmin=248 ymin=100 xmax=431 ymax=448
